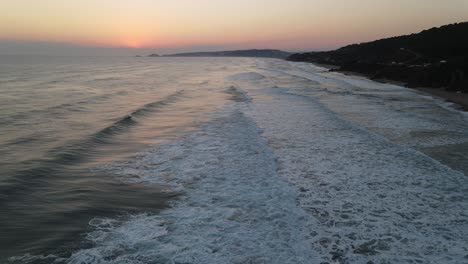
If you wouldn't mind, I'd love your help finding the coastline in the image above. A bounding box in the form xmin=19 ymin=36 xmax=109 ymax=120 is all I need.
xmin=324 ymin=66 xmax=468 ymax=112
xmin=411 ymin=87 xmax=468 ymax=111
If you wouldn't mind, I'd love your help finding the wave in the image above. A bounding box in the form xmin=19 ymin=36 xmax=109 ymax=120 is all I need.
xmin=130 ymin=90 xmax=184 ymax=118
xmin=90 ymin=90 xmax=185 ymax=140
xmin=0 ymin=90 xmax=186 ymax=201
xmin=49 ymin=89 xmax=186 ymax=163
xmin=225 ymin=72 xmax=265 ymax=81
xmin=0 ymin=92 xmax=128 ymax=126
xmin=93 ymin=77 xmax=121 ymax=82
xmin=224 ymin=86 xmax=251 ymax=102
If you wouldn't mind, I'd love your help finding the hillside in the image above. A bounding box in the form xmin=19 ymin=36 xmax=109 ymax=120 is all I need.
xmin=160 ymin=49 xmax=291 ymax=59
xmin=288 ymin=22 xmax=468 ymax=93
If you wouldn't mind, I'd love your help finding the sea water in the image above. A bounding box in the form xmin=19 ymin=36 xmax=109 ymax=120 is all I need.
xmin=1 ymin=56 xmax=468 ymax=263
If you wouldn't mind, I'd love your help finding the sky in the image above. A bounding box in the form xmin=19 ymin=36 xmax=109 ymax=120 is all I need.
xmin=1 ymin=0 xmax=468 ymax=55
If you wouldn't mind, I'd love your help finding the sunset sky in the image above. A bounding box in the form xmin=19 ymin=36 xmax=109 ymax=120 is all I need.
xmin=1 ymin=0 xmax=468 ymax=55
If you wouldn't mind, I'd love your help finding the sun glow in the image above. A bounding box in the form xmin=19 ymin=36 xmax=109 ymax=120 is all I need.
xmin=1 ymin=0 xmax=468 ymax=51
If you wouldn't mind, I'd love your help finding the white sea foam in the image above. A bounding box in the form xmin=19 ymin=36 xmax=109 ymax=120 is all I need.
xmin=67 ymin=99 xmax=319 ymax=264
xmin=262 ymin=59 xmax=468 ymax=150
xmin=415 ymin=92 xmax=468 ymax=121
xmin=238 ymin=61 xmax=468 ymax=263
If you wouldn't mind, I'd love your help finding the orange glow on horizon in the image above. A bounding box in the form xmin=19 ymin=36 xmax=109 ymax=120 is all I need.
xmin=1 ymin=0 xmax=468 ymax=52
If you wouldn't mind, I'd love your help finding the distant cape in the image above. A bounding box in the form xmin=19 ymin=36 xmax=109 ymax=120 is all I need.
xmin=151 ymin=49 xmax=291 ymax=59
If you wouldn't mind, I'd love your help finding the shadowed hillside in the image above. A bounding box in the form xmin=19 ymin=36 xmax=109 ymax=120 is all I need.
xmin=288 ymin=22 xmax=468 ymax=93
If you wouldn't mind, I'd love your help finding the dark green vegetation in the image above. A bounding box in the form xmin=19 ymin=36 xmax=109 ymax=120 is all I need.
xmin=158 ymin=49 xmax=291 ymax=59
xmin=288 ymin=22 xmax=468 ymax=93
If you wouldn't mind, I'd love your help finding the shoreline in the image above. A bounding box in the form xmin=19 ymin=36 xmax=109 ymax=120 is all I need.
xmin=323 ymin=66 xmax=468 ymax=112
xmin=411 ymin=87 xmax=468 ymax=111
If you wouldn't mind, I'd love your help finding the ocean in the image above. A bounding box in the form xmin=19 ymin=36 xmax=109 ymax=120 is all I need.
xmin=1 ymin=56 xmax=468 ymax=263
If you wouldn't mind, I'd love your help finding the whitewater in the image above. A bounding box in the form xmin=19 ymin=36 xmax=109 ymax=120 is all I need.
xmin=3 ymin=57 xmax=468 ymax=263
